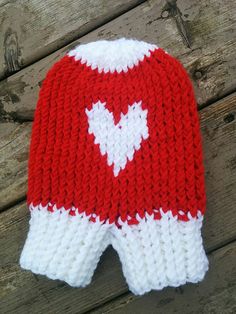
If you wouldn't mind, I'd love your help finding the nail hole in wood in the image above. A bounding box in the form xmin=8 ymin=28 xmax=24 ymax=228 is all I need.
xmin=223 ymin=113 xmax=235 ymax=124
xmin=194 ymin=71 xmax=202 ymax=79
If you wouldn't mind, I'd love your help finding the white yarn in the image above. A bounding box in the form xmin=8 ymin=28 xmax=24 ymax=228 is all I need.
xmin=86 ymin=101 xmax=149 ymax=176
xmin=111 ymin=211 xmax=209 ymax=295
xmin=20 ymin=205 xmax=208 ymax=294
xmin=68 ymin=38 xmax=157 ymax=73
xmin=20 ymin=206 xmax=110 ymax=287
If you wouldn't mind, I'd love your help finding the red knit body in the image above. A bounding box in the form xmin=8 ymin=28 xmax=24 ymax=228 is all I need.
xmin=27 ymin=48 xmax=206 ymax=224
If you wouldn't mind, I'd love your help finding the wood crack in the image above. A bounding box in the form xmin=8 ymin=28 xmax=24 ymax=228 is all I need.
xmin=165 ymin=0 xmax=191 ymax=48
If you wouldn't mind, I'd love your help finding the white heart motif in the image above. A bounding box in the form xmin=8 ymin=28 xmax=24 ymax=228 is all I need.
xmin=86 ymin=101 xmax=149 ymax=176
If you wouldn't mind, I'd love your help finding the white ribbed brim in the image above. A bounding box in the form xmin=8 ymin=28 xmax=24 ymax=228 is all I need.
xmin=111 ymin=211 xmax=208 ymax=295
xmin=20 ymin=207 xmax=208 ymax=295
xmin=20 ymin=209 xmax=110 ymax=287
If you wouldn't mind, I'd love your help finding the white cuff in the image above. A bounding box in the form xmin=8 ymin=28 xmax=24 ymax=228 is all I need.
xmin=111 ymin=212 xmax=208 ymax=295
xmin=20 ymin=208 xmax=109 ymax=287
xmin=20 ymin=208 xmax=208 ymax=295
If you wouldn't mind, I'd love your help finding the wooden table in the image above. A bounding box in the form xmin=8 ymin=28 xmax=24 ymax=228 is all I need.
xmin=0 ymin=0 xmax=236 ymax=313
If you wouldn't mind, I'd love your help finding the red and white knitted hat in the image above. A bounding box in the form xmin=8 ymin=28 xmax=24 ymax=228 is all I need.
xmin=20 ymin=38 xmax=208 ymax=295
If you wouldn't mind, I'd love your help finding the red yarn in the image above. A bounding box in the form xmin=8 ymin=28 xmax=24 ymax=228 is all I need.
xmin=27 ymin=48 xmax=206 ymax=224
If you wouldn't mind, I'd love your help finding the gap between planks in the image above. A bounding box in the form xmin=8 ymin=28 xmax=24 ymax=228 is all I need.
xmin=0 ymin=89 xmax=235 ymax=214
xmin=0 ymin=0 xmax=236 ymax=122
xmin=0 ymin=0 xmax=236 ymax=312
xmin=0 ymin=92 xmax=235 ymax=314
xmin=3 ymin=0 xmax=235 ymax=210
xmin=0 ymin=0 xmax=146 ymax=80
xmin=89 ymin=240 xmax=236 ymax=314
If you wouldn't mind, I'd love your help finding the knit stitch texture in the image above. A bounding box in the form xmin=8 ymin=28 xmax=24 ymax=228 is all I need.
xmin=20 ymin=38 xmax=208 ymax=295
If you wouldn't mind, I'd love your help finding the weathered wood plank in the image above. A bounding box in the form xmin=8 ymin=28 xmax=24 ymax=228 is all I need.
xmin=200 ymin=94 xmax=236 ymax=251
xmin=0 ymin=0 xmax=236 ymax=121
xmin=91 ymin=241 xmax=236 ymax=314
xmin=0 ymin=0 xmax=143 ymax=79
xmin=0 ymin=93 xmax=236 ymax=313
xmin=0 ymin=122 xmax=31 ymax=210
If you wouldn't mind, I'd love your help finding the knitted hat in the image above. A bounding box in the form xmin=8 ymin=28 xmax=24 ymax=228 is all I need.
xmin=20 ymin=38 xmax=208 ymax=295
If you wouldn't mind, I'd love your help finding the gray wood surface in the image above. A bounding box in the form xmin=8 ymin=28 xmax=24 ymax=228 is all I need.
xmin=91 ymin=241 xmax=236 ymax=314
xmin=0 ymin=0 xmax=235 ymax=210
xmin=0 ymin=122 xmax=31 ymax=210
xmin=0 ymin=0 xmax=143 ymax=79
xmin=1 ymin=0 xmax=236 ymax=121
xmin=0 ymin=0 xmax=236 ymax=313
xmin=1 ymin=93 xmax=235 ymax=314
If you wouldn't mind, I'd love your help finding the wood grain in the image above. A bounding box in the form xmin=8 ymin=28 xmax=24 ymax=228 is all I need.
xmin=0 ymin=122 xmax=31 ymax=210
xmin=0 ymin=0 xmax=236 ymax=121
xmin=91 ymin=241 xmax=236 ymax=314
xmin=200 ymin=94 xmax=236 ymax=251
xmin=0 ymin=93 xmax=235 ymax=313
xmin=0 ymin=0 xmax=143 ymax=79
